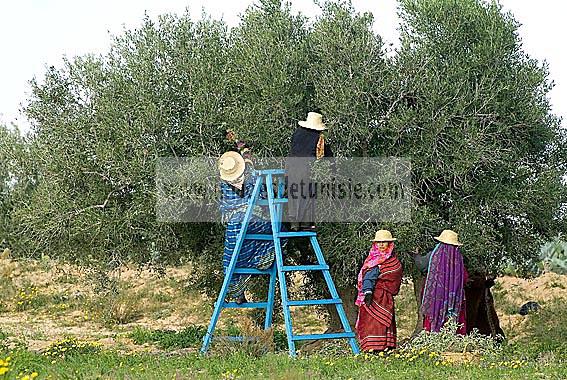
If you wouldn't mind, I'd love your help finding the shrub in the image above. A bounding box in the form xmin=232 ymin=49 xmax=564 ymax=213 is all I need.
xmin=42 ymin=338 xmax=102 ymax=358
xmin=405 ymin=318 xmax=502 ymax=357
xmin=540 ymin=239 xmax=567 ymax=275
xmin=130 ymin=325 xmax=207 ymax=350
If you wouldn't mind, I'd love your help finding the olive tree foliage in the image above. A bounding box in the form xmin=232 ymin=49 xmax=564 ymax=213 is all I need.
xmin=18 ymin=13 xmax=232 ymax=268
xmin=191 ymin=0 xmax=316 ymax=290
xmin=0 ymin=125 xmax=17 ymax=244
xmin=382 ymin=0 xmax=567 ymax=275
xmin=13 ymin=0 xmax=315 ymax=271
xmin=305 ymin=2 xmax=391 ymax=287
xmin=225 ymin=0 xmax=313 ymax=155
xmin=0 ymin=124 xmax=34 ymax=249
xmin=7 ymin=0 xmax=565 ymax=296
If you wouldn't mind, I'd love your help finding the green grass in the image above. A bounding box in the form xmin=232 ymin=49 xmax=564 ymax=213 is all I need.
xmin=511 ymin=298 xmax=567 ymax=359
xmin=1 ymin=300 xmax=566 ymax=379
xmin=491 ymin=283 xmax=521 ymax=315
xmin=130 ymin=326 xmax=207 ymax=350
xmin=2 ymin=257 xmax=566 ymax=379
xmin=0 ymin=349 xmax=565 ymax=380
xmin=129 ymin=325 xmax=290 ymax=352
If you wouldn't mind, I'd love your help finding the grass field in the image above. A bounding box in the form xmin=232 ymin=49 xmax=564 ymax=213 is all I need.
xmin=2 ymin=347 xmax=567 ymax=380
xmin=1 ymin=255 xmax=566 ymax=379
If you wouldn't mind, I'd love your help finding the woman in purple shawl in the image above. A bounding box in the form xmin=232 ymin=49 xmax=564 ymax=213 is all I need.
xmin=415 ymin=230 xmax=468 ymax=334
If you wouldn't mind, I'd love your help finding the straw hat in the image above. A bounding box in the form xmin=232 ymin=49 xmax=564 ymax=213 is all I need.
xmin=298 ymin=112 xmax=327 ymax=131
xmin=371 ymin=229 xmax=397 ymax=242
xmin=434 ymin=229 xmax=463 ymax=246
xmin=218 ymin=151 xmax=245 ymax=181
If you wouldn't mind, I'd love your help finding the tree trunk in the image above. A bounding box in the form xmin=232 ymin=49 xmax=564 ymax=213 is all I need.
xmin=292 ymin=238 xmax=357 ymax=331
xmin=325 ymin=286 xmax=357 ymax=331
xmin=411 ymin=275 xmax=425 ymax=338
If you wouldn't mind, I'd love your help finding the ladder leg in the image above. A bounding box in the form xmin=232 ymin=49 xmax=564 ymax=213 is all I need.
xmin=201 ymin=177 xmax=264 ymax=354
xmin=310 ymin=236 xmax=360 ymax=355
xmin=266 ymin=174 xmax=296 ymax=357
xmin=274 ymin=242 xmax=295 ymax=356
xmin=200 ymin=253 xmax=238 ymax=354
xmin=264 ymin=263 xmax=277 ymax=330
xmin=277 ymin=176 xmax=285 ymax=228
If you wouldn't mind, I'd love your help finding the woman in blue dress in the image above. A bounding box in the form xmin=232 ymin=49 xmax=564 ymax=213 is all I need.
xmin=218 ymin=151 xmax=285 ymax=303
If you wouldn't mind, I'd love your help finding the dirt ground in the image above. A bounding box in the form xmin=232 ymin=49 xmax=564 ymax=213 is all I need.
xmin=1 ymin=252 xmax=566 ymax=353
xmin=494 ymin=272 xmax=567 ymax=342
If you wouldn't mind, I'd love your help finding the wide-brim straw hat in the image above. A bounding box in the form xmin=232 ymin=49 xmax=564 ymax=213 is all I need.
xmin=434 ymin=229 xmax=463 ymax=246
xmin=298 ymin=112 xmax=327 ymax=131
xmin=371 ymin=229 xmax=397 ymax=242
xmin=218 ymin=151 xmax=245 ymax=181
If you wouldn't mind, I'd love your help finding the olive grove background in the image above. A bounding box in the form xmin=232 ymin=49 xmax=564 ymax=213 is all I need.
xmin=1 ymin=0 xmax=565 ymax=325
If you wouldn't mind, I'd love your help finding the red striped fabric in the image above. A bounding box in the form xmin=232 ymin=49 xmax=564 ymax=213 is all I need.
xmin=356 ymin=254 xmax=403 ymax=352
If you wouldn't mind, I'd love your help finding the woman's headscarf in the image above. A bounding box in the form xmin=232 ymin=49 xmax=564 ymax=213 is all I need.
xmin=355 ymin=242 xmax=394 ymax=306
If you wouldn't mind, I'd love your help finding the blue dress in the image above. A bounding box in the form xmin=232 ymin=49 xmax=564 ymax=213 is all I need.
xmin=220 ymin=171 xmax=285 ymax=298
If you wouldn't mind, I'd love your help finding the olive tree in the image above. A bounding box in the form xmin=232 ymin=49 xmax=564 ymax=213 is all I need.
xmin=19 ymin=13 xmax=232 ymax=268
xmin=383 ymin=0 xmax=567 ymax=332
xmin=10 ymin=0 xmax=566 ymax=330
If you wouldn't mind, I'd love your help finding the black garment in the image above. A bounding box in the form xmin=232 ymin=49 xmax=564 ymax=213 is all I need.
xmin=286 ymin=160 xmax=315 ymax=224
xmin=465 ymin=274 xmax=506 ymax=341
xmin=228 ymin=184 xmax=245 ymax=198
xmin=362 ymin=266 xmax=381 ymax=294
xmin=285 ymin=127 xmax=333 ymax=224
xmin=414 ymin=251 xmax=432 ymax=275
xmin=288 ymin=127 xmax=333 ymax=158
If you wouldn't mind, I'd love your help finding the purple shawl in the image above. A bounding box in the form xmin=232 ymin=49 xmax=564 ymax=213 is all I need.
xmin=421 ymin=243 xmax=465 ymax=332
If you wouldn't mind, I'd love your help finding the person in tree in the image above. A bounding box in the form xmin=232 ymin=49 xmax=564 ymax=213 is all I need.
xmin=218 ymin=151 xmax=286 ymax=304
xmin=415 ymin=229 xmax=468 ymax=334
xmin=286 ymin=112 xmax=333 ymax=231
xmin=355 ymin=230 xmax=403 ymax=352
xmin=226 ymin=129 xmax=252 ymax=162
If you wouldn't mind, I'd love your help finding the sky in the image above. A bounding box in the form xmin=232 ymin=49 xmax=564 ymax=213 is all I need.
xmin=0 ymin=0 xmax=565 ymax=133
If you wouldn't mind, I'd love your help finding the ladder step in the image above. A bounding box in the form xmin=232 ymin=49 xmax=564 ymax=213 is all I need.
xmin=221 ymin=302 xmax=268 ymax=309
xmin=244 ymin=232 xmax=317 ymax=240
xmin=281 ymin=265 xmax=329 ymax=272
xmin=278 ymin=231 xmax=317 ymax=238
xmin=256 ymin=169 xmax=286 ymax=175
xmin=288 ymin=299 xmax=342 ymax=306
xmin=244 ymin=234 xmax=273 ymax=240
xmin=292 ymin=332 xmax=356 ymax=341
xmin=233 ymin=268 xmax=272 ymax=275
xmin=257 ymin=199 xmax=287 ymax=205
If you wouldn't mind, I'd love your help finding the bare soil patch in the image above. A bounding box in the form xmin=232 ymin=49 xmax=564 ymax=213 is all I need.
xmin=1 ymin=254 xmax=566 ymax=352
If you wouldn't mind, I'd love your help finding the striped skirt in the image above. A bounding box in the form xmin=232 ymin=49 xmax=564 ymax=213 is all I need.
xmin=356 ymin=288 xmax=397 ymax=352
xmin=223 ymin=212 xmax=285 ymax=298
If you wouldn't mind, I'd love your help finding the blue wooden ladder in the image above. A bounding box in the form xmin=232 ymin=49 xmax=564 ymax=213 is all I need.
xmin=200 ymin=169 xmax=359 ymax=357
